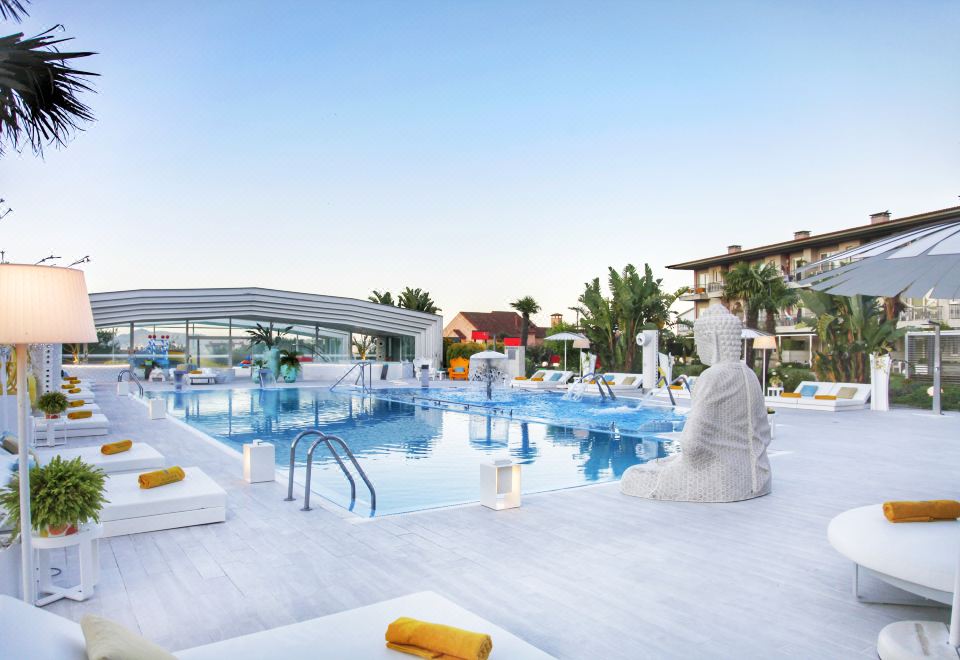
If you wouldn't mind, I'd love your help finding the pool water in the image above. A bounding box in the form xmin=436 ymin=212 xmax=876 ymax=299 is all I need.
xmin=148 ymin=386 xmax=684 ymax=516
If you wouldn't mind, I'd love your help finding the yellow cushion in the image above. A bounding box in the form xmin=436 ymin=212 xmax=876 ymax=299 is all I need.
xmin=514 ymin=376 xmax=527 ymax=380
xmin=68 ymin=400 xmax=85 ymax=408
xmin=67 ymin=410 xmax=92 ymax=420
xmin=780 ymin=392 xmax=801 ymax=398
xmin=814 ymin=394 xmax=837 ymax=400
xmin=81 ymin=614 xmax=175 ymax=660
xmin=668 ymin=385 xmax=682 ymax=390
xmin=530 ymin=377 xmax=543 ymax=382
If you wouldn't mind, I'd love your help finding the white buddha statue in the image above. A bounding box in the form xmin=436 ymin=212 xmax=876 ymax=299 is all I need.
xmin=621 ymin=304 xmax=772 ymax=502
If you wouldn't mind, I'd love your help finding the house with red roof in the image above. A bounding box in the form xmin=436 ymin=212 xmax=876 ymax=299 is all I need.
xmin=443 ymin=311 xmax=546 ymax=346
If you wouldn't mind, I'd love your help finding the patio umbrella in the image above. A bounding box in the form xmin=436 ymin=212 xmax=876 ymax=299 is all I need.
xmin=544 ymin=332 xmax=588 ymax=371
xmin=796 ymin=220 xmax=960 ymax=654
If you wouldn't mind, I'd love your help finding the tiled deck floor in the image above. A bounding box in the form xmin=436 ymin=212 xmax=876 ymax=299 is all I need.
xmin=40 ymin=369 xmax=955 ymax=659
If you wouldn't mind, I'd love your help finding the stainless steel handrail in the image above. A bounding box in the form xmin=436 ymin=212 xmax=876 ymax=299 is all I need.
xmin=330 ymin=361 xmax=373 ymax=393
xmin=285 ymin=429 xmax=377 ymax=513
xmin=117 ymin=369 xmax=144 ymax=396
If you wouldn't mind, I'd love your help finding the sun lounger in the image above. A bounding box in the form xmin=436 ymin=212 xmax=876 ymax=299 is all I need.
xmin=0 ymin=590 xmax=556 ymax=660
xmin=827 ymin=504 xmax=956 ymax=605
xmin=599 ymin=372 xmax=644 ymax=391
xmin=765 ymin=381 xmax=870 ymax=411
xmin=34 ymin=443 xmax=165 ymax=474
xmin=512 ymin=370 xmax=574 ymax=389
xmin=33 ymin=413 xmax=110 ymax=438
xmin=100 ymin=466 xmax=227 ymax=537
xmin=186 ymin=368 xmax=217 ymax=385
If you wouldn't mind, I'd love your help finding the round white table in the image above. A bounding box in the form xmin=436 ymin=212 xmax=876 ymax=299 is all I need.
xmin=32 ymin=522 xmax=102 ymax=606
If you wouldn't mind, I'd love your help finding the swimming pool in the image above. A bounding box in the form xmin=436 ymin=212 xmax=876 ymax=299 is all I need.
xmin=148 ymin=386 xmax=684 ymax=516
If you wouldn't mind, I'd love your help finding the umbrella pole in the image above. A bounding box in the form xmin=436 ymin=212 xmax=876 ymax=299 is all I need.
xmin=563 ymin=343 xmax=567 ymax=372
xmin=933 ymin=324 xmax=942 ymax=415
xmin=16 ymin=344 xmax=33 ymax=604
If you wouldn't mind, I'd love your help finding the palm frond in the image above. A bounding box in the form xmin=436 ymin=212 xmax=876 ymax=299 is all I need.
xmin=0 ymin=0 xmax=29 ymax=23
xmin=0 ymin=27 xmax=98 ymax=156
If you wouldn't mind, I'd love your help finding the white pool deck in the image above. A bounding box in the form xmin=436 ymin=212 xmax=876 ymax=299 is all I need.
xmin=36 ymin=369 xmax=956 ymax=658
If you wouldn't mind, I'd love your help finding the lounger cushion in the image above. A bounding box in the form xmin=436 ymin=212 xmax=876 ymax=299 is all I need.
xmin=799 ymin=385 xmax=818 ymax=397
xmin=35 ymin=443 xmax=165 ymax=474
xmin=548 ymin=372 xmax=564 ymax=382
xmin=828 ymin=504 xmax=959 ymax=595
xmin=81 ymin=614 xmax=176 ymax=660
xmin=177 ymin=591 xmax=555 ymax=660
xmin=101 ymin=467 xmax=226 ymax=525
xmin=622 ymin=376 xmax=636 ymax=386
xmin=836 ymin=386 xmax=857 ymax=399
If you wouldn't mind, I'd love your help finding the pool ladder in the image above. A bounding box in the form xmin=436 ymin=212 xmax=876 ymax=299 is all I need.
xmin=579 ymin=373 xmax=617 ymax=401
xmin=117 ymin=369 xmax=144 ymax=396
xmin=284 ymin=429 xmax=376 ymax=513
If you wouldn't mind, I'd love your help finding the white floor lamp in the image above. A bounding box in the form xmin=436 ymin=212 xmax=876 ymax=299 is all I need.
xmin=0 ymin=264 xmax=97 ymax=604
xmin=753 ymin=335 xmax=777 ymax=389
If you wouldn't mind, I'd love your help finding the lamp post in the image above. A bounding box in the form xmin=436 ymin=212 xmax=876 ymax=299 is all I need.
xmin=753 ymin=335 xmax=778 ymax=390
xmin=0 ymin=264 xmax=97 ymax=604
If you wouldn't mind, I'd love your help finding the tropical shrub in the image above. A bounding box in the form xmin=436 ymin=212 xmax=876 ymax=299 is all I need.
xmin=889 ymin=375 xmax=960 ymax=411
xmin=36 ymin=391 xmax=68 ymax=416
xmin=447 ymin=341 xmax=492 ymax=362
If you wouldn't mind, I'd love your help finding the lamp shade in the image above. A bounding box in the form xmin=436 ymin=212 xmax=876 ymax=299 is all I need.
xmin=753 ymin=335 xmax=777 ymax=350
xmin=573 ymin=338 xmax=591 ymax=349
xmin=0 ymin=264 xmax=97 ymax=343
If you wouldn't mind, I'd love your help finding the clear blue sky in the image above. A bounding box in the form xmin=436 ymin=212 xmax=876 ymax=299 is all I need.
xmin=2 ymin=1 xmax=958 ymax=326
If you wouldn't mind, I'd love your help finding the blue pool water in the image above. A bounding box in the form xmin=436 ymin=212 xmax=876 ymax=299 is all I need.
xmin=148 ymin=386 xmax=685 ymax=516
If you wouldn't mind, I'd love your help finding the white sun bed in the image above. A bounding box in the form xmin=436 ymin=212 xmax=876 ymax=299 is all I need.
xmin=512 ymin=370 xmax=574 ymax=389
xmin=34 ymin=443 xmax=165 ymax=474
xmin=186 ymin=368 xmax=217 ymax=385
xmin=100 ymin=467 xmax=227 ymax=537
xmin=599 ymin=372 xmax=644 ymax=391
xmin=32 ymin=413 xmax=110 ymax=438
xmin=765 ymin=381 xmax=871 ymax=411
xmin=0 ymin=590 xmax=556 ymax=660
xmin=827 ymin=504 xmax=957 ymax=605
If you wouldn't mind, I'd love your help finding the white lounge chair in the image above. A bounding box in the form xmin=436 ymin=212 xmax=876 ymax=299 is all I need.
xmin=186 ymin=368 xmax=217 ymax=385
xmin=512 ymin=370 xmax=574 ymax=389
xmin=100 ymin=466 xmax=227 ymax=537
xmin=0 ymin=590 xmax=556 ymax=659
xmin=828 ymin=504 xmax=956 ymax=605
xmin=598 ymin=372 xmax=644 ymax=391
xmin=34 ymin=443 xmax=165 ymax=474
xmin=33 ymin=413 xmax=110 ymax=439
xmin=765 ymin=381 xmax=871 ymax=411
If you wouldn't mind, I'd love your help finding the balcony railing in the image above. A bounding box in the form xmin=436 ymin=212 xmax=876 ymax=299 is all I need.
xmin=706 ymin=282 xmax=725 ymax=297
xmin=900 ymin=307 xmax=942 ymax=323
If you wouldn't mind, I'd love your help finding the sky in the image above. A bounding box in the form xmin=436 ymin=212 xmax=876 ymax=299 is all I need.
xmin=1 ymin=1 xmax=958 ymax=327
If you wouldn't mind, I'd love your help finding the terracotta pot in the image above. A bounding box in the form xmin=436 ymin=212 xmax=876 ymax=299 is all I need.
xmin=39 ymin=523 xmax=78 ymax=538
xmin=44 ymin=413 xmax=61 ymax=419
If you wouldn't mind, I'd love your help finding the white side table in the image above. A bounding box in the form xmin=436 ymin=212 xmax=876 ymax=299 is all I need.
xmin=766 ymin=386 xmax=784 ymax=398
xmin=32 ymin=522 xmax=102 ymax=606
xmin=148 ymin=398 xmax=167 ymax=420
xmin=243 ymin=441 xmax=275 ymax=483
xmin=480 ymin=459 xmax=521 ymax=510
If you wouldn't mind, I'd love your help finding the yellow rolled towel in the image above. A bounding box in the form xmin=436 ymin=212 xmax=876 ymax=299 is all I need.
xmin=514 ymin=376 xmax=527 ymax=381
xmin=101 ymin=439 xmax=132 ymax=455
xmin=530 ymin=377 xmax=543 ymax=382
xmin=385 ymin=617 xmax=492 ymax=660
xmin=68 ymin=388 xmax=81 ymax=394
xmin=780 ymin=392 xmax=801 ymax=398
xmin=67 ymin=410 xmax=92 ymax=420
xmin=139 ymin=466 xmax=185 ymax=489
xmin=814 ymin=394 xmax=837 ymax=400
xmin=61 ymin=384 xmax=74 ymax=389
xmin=883 ymin=500 xmax=960 ymax=523
xmin=190 ymin=369 xmax=202 ymax=374
xmin=68 ymin=400 xmax=85 ymax=408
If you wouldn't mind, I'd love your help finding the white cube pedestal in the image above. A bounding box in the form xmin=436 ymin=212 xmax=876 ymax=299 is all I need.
xmin=243 ymin=442 xmax=275 ymax=484
xmin=147 ymin=398 xmax=166 ymax=420
xmin=116 ymin=381 xmax=130 ymax=396
xmin=480 ymin=459 xmax=521 ymax=510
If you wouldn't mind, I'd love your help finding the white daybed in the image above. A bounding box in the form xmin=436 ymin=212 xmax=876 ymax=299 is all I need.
xmin=34 ymin=443 xmax=165 ymax=474
xmin=828 ymin=504 xmax=957 ymax=605
xmin=765 ymin=381 xmax=871 ymax=411
xmin=63 ymin=388 xmax=95 ymax=402
xmin=0 ymin=591 xmax=556 ymax=660
xmin=33 ymin=413 xmax=110 ymax=438
xmin=598 ymin=373 xmax=644 ymax=391
xmin=100 ymin=467 xmax=227 ymax=537
xmin=512 ymin=370 xmax=574 ymax=389
xmin=186 ymin=368 xmax=217 ymax=385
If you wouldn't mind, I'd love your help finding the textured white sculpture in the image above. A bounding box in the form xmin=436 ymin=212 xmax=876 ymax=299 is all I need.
xmin=621 ymin=304 xmax=772 ymax=502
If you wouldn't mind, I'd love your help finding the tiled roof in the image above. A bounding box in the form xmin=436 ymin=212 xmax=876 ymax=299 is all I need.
xmin=456 ymin=311 xmax=541 ymax=337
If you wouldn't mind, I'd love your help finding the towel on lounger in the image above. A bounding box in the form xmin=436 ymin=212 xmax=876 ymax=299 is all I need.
xmin=101 ymin=440 xmax=132 ymax=455
xmin=385 ymin=617 xmax=492 ymax=660
xmin=139 ymin=466 xmax=185 ymax=489
xmin=67 ymin=410 xmax=92 ymax=420
xmin=61 ymin=384 xmax=74 ymax=389
xmin=883 ymin=500 xmax=960 ymax=523
xmin=69 ymin=388 xmax=81 ymax=393
xmin=69 ymin=400 xmax=85 ymax=408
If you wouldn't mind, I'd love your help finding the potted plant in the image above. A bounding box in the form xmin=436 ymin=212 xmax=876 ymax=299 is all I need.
xmin=278 ymin=349 xmax=302 ymax=383
xmin=246 ymin=322 xmax=291 ymax=378
xmin=36 ymin=391 xmax=69 ymax=419
xmin=0 ymin=456 xmax=107 ymax=538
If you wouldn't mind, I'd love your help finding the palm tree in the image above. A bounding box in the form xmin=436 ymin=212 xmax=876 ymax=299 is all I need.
xmin=722 ymin=262 xmax=792 ymax=367
xmin=245 ymin=322 xmax=291 ymax=349
xmin=509 ymin=296 xmax=540 ymax=348
xmin=1 ymin=2 xmax=98 ymax=156
xmin=351 ymin=334 xmax=375 ymax=360
xmin=397 ymin=287 xmax=440 ymax=314
xmin=368 ymin=290 xmax=395 ymax=305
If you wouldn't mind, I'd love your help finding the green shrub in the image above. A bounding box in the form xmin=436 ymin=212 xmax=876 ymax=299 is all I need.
xmin=36 ymin=391 xmax=69 ymax=416
xmin=767 ymin=365 xmax=815 ymax=392
xmin=889 ymin=375 xmax=960 ymax=411
xmin=672 ymin=364 xmax=705 ymax=379
xmin=446 ymin=341 xmax=489 ymax=362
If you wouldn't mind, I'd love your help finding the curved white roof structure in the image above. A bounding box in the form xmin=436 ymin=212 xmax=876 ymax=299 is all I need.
xmin=89 ymin=287 xmax=443 ymax=362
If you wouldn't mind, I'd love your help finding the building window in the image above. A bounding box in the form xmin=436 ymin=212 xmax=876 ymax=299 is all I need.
xmin=950 ymin=303 xmax=960 ymax=320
